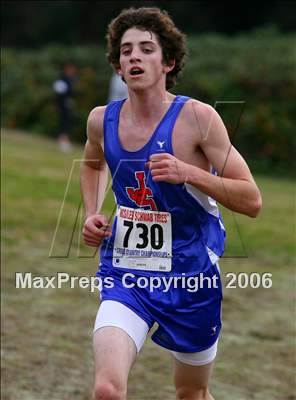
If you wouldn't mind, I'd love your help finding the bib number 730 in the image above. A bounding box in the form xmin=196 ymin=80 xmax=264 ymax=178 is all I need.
xmin=123 ymin=220 xmax=163 ymax=249
xmin=113 ymin=206 xmax=172 ymax=272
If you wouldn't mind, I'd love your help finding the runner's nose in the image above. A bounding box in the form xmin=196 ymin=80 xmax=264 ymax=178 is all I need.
xmin=129 ymin=46 xmax=142 ymax=62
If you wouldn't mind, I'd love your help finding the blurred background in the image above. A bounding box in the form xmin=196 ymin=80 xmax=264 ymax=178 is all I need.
xmin=2 ymin=1 xmax=296 ymax=400
xmin=2 ymin=0 xmax=296 ymax=173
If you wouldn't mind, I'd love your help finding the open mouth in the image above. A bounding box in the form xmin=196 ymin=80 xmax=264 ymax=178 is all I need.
xmin=129 ymin=67 xmax=144 ymax=76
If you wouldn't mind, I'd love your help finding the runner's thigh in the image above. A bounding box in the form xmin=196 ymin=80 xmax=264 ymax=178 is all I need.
xmin=93 ymin=326 xmax=137 ymax=386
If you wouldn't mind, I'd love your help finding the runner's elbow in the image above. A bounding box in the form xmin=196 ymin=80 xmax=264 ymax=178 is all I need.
xmin=247 ymin=192 xmax=262 ymax=218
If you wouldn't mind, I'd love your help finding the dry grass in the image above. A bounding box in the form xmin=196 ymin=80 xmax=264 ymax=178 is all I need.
xmin=2 ymin=130 xmax=295 ymax=399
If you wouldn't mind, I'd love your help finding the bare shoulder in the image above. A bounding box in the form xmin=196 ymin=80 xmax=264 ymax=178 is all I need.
xmin=181 ymin=98 xmax=219 ymax=130
xmin=87 ymin=106 xmax=107 ymax=144
xmin=180 ymin=98 xmax=228 ymax=146
xmin=84 ymin=106 xmax=107 ymax=167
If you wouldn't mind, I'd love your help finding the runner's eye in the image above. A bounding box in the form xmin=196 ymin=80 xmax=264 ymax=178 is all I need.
xmin=121 ymin=49 xmax=131 ymax=56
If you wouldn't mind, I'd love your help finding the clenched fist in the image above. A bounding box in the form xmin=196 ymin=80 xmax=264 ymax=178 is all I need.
xmin=146 ymin=153 xmax=189 ymax=184
xmin=82 ymin=214 xmax=112 ymax=247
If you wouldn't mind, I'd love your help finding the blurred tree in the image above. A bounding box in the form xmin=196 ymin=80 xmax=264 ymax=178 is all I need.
xmin=1 ymin=0 xmax=295 ymax=48
xmin=2 ymin=29 xmax=295 ymax=176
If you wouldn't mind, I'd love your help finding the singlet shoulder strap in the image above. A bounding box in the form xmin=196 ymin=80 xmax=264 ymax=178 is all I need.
xmin=155 ymin=95 xmax=190 ymax=154
xmin=103 ymin=99 xmax=125 ymax=143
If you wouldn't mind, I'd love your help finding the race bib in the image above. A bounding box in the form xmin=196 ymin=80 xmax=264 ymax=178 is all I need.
xmin=113 ymin=206 xmax=172 ymax=272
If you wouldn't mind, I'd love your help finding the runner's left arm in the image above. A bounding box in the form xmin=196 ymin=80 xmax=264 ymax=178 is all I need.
xmin=147 ymin=103 xmax=262 ymax=218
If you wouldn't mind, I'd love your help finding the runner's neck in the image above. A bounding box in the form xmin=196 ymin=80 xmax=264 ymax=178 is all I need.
xmin=125 ymin=91 xmax=176 ymax=126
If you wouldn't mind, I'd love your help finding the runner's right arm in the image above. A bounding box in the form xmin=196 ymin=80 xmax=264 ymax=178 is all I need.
xmin=80 ymin=107 xmax=111 ymax=247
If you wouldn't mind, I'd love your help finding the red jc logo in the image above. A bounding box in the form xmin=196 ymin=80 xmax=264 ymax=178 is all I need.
xmin=126 ymin=171 xmax=157 ymax=211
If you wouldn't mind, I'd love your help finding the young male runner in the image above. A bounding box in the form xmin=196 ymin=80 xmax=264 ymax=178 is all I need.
xmin=80 ymin=7 xmax=262 ymax=400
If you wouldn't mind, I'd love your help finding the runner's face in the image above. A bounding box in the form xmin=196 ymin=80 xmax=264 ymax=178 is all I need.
xmin=118 ymin=28 xmax=170 ymax=91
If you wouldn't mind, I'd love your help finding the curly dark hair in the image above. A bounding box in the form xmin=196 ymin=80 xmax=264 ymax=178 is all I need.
xmin=106 ymin=7 xmax=187 ymax=90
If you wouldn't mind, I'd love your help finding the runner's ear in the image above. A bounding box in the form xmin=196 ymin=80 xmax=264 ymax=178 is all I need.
xmin=163 ymin=59 xmax=175 ymax=74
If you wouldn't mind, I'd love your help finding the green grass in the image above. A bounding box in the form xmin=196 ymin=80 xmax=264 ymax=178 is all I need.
xmin=2 ymin=129 xmax=296 ymax=400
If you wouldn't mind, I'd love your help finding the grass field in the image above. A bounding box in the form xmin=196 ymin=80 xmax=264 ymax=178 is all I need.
xmin=2 ymin=129 xmax=295 ymax=400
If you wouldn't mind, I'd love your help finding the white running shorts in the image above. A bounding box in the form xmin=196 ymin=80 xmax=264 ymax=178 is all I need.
xmin=94 ymin=300 xmax=218 ymax=366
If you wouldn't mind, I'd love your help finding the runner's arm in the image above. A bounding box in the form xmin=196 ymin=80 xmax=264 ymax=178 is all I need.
xmin=80 ymin=107 xmax=111 ymax=246
xmin=80 ymin=107 xmax=108 ymax=216
xmin=148 ymin=103 xmax=262 ymax=218
xmin=187 ymin=103 xmax=262 ymax=217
